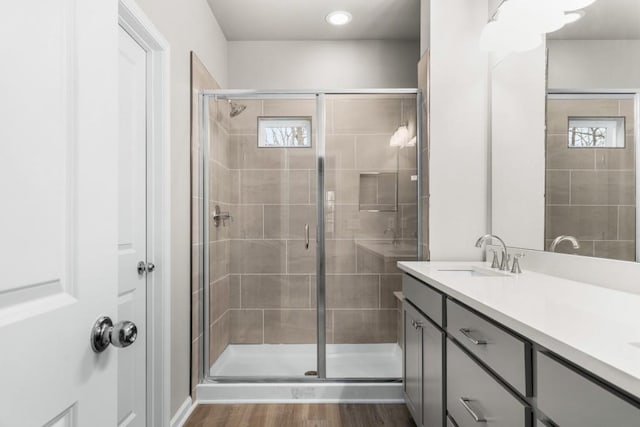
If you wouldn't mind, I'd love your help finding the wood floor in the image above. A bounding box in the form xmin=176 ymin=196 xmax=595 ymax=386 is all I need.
xmin=184 ymin=404 xmax=417 ymax=427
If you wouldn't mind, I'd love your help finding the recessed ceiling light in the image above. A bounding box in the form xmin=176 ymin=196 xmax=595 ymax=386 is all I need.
xmin=326 ymin=11 xmax=352 ymax=26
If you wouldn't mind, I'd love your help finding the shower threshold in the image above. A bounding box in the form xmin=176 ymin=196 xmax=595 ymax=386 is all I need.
xmin=209 ymin=343 xmax=402 ymax=378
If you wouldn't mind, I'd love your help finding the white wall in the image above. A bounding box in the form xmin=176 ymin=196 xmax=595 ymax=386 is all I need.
xmin=134 ymin=0 xmax=228 ymax=417
xmin=420 ymin=0 xmax=430 ymax=56
xmin=548 ymin=40 xmax=640 ymax=90
xmin=227 ymin=40 xmax=419 ymax=89
xmin=427 ymin=0 xmax=490 ymax=260
xmin=491 ymin=45 xmax=547 ymax=250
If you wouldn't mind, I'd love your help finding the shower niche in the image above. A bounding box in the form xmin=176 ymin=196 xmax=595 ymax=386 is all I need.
xmin=194 ymin=91 xmax=422 ymax=383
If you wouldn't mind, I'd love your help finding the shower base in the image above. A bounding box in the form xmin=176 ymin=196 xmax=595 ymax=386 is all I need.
xmin=209 ymin=343 xmax=402 ymax=378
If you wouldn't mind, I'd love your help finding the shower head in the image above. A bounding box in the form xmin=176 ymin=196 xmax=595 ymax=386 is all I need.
xmin=228 ymin=100 xmax=247 ymax=118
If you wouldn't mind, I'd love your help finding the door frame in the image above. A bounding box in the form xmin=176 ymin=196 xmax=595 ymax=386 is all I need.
xmin=118 ymin=1 xmax=171 ymax=426
xmin=200 ymin=89 xmax=421 ymax=382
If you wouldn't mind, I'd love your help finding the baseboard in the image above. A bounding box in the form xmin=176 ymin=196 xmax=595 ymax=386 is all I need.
xmin=196 ymin=382 xmax=404 ymax=404
xmin=170 ymin=397 xmax=196 ymax=427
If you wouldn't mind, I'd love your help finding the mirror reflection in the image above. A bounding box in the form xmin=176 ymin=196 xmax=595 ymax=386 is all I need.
xmin=491 ymin=0 xmax=640 ymax=261
xmin=545 ymin=94 xmax=636 ymax=260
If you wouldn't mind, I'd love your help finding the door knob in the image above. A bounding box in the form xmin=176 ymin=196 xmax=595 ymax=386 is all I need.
xmin=90 ymin=316 xmax=138 ymax=353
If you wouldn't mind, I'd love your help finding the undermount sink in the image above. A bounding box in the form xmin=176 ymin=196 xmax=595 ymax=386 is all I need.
xmin=436 ymin=266 xmax=510 ymax=278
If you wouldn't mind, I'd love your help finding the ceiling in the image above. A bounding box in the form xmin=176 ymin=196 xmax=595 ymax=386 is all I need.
xmin=206 ymin=0 xmax=420 ymax=41
xmin=549 ymin=0 xmax=640 ymax=40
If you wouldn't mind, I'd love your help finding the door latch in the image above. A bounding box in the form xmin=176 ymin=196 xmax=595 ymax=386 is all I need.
xmin=137 ymin=261 xmax=156 ymax=275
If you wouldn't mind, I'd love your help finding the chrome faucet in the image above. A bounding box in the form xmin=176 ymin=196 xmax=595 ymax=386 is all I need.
xmin=475 ymin=234 xmax=509 ymax=271
xmin=384 ymin=226 xmax=400 ymax=247
xmin=549 ymin=235 xmax=580 ymax=252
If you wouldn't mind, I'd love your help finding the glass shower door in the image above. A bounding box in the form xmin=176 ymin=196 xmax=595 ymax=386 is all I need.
xmin=322 ymin=93 xmax=420 ymax=379
xmin=205 ymin=95 xmax=320 ymax=378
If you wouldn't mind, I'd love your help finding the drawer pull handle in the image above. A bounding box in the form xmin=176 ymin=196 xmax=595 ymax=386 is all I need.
xmin=409 ymin=319 xmax=423 ymax=330
xmin=459 ymin=397 xmax=486 ymax=423
xmin=459 ymin=328 xmax=487 ymax=345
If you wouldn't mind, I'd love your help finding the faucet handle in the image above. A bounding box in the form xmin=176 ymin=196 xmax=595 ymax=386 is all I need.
xmin=490 ymin=250 xmax=500 ymax=269
xmin=511 ymin=253 xmax=525 ymax=274
xmin=499 ymin=252 xmax=511 ymax=271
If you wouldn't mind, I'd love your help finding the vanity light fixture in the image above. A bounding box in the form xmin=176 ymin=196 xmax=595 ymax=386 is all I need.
xmin=481 ymin=0 xmax=597 ymax=54
xmin=326 ymin=11 xmax=352 ymax=26
xmin=559 ymin=0 xmax=596 ymax=10
xmin=564 ymin=10 xmax=585 ymax=24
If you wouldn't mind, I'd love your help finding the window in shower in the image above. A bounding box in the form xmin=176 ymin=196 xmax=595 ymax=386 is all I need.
xmin=258 ymin=116 xmax=312 ymax=147
xmin=568 ymin=117 xmax=625 ymax=148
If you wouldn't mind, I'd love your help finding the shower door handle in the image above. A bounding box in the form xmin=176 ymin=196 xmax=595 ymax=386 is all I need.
xmin=305 ymin=224 xmax=310 ymax=250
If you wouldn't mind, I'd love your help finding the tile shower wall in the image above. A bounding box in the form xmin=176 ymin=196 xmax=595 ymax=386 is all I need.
xmin=205 ymin=95 xmax=418 ymax=365
xmin=546 ymin=98 xmax=636 ymax=261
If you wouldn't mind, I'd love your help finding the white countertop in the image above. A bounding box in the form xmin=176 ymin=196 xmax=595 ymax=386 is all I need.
xmin=398 ymin=261 xmax=640 ymax=399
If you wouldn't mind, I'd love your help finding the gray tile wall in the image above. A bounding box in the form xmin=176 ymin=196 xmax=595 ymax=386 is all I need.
xmin=546 ymin=98 xmax=636 ymax=261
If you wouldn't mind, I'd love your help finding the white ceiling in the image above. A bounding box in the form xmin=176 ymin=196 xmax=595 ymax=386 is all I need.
xmin=206 ymin=0 xmax=420 ymax=41
xmin=549 ymin=0 xmax=640 ymax=40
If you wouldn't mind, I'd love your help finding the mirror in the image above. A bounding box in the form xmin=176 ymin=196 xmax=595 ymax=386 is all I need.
xmin=491 ymin=0 xmax=640 ymax=261
xmin=359 ymin=172 xmax=398 ymax=212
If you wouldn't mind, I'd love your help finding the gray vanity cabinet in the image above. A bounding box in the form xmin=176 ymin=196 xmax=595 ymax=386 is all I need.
xmin=447 ymin=339 xmax=529 ymax=427
xmin=403 ymin=301 xmax=445 ymax=427
xmin=537 ymin=351 xmax=640 ymax=427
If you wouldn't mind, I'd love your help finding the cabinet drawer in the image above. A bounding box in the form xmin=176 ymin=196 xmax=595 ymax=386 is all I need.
xmin=447 ymin=339 xmax=530 ymax=427
xmin=403 ymin=274 xmax=444 ymax=326
xmin=447 ymin=299 xmax=531 ymax=396
xmin=537 ymin=351 xmax=640 ymax=427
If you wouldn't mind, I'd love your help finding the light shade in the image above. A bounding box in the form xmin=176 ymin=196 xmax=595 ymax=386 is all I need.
xmin=564 ymin=11 xmax=585 ymax=24
xmin=326 ymin=11 xmax=352 ymax=26
xmin=558 ymin=0 xmax=597 ymax=11
xmin=481 ymin=0 xmax=594 ymax=54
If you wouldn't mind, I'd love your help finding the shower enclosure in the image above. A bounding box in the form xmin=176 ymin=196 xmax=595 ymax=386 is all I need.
xmin=196 ymin=90 xmax=422 ymax=384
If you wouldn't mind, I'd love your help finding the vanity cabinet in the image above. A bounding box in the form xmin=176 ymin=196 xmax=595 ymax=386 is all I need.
xmin=446 ymin=415 xmax=458 ymax=427
xmin=447 ymin=339 xmax=530 ymax=427
xmin=403 ymin=301 xmax=445 ymax=427
xmin=403 ymin=275 xmax=445 ymax=427
xmin=401 ymin=271 xmax=640 ymax=427
xmin=537 ymin=351 xmax=640 ymax=427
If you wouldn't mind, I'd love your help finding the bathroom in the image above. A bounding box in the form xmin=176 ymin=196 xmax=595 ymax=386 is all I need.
xmin=2 ymin=0 xmax=640 ymax=426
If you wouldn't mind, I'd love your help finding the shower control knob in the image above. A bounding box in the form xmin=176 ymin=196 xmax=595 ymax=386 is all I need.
xmin=90 ymin=316 xmax=138 ymax=353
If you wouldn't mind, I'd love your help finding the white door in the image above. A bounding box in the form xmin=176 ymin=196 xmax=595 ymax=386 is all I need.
xmin=117 ymin=26 xmax=148 ymax=427
xmin=0 ymin=2 xmax=120 ymax=427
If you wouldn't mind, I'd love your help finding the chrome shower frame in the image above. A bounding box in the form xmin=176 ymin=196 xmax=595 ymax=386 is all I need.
xmin=198 ymin=88 xmax=423 ymax=384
